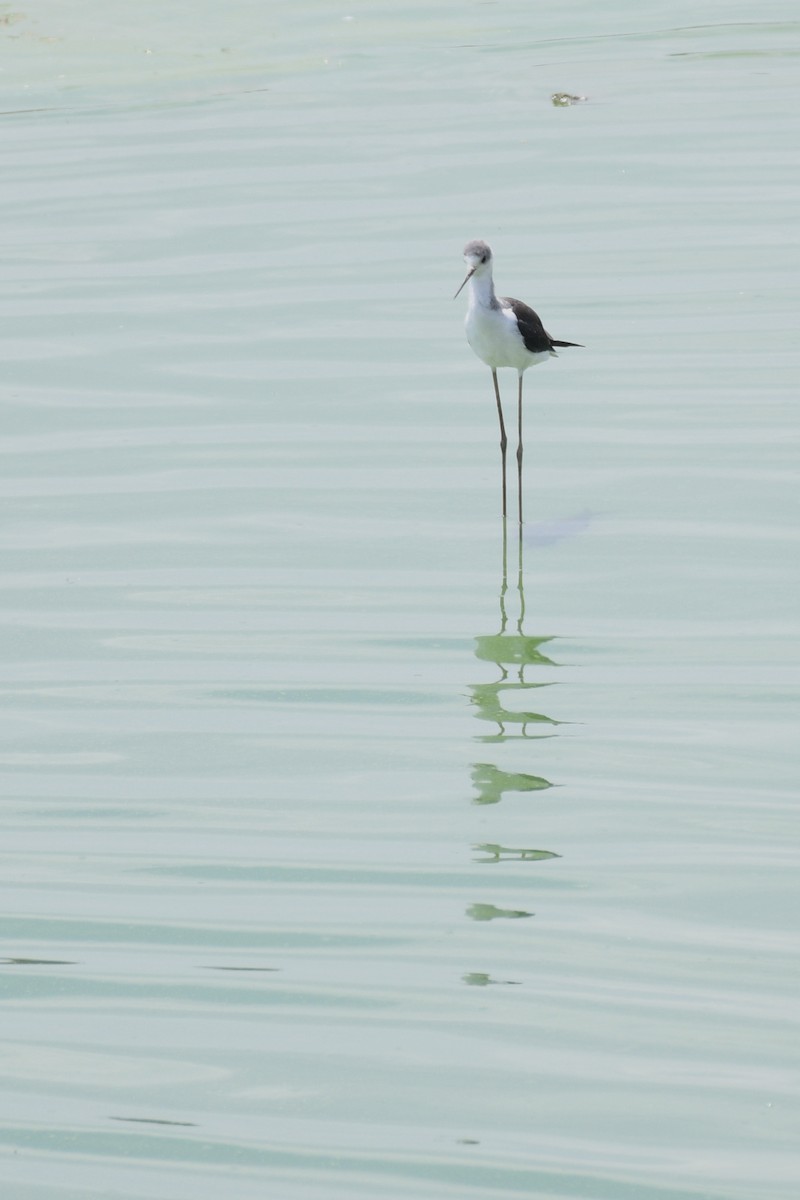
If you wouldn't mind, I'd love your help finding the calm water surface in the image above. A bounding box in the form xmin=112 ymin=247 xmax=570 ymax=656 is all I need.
xmin=2 ymin=2 xmax=799 ymax=1198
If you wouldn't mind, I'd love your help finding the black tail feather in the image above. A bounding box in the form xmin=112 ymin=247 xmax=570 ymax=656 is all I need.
xmin=550 ymin=339 xmax=583 ymax=348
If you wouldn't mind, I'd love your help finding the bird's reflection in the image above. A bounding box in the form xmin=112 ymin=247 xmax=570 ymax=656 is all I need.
xmin=465 ymin=519 xmax=563 ymax=933
xmin=469 ymin=520 xmax=559 ymax=803
xmin=470 ymin=762 xmax=551 ymax=806
xmin=473 ymin=843 xmax=560 ymax=864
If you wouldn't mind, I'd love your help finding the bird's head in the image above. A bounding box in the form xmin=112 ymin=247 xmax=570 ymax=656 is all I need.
xmin=454 ymin=240 xmax=493 ymax=298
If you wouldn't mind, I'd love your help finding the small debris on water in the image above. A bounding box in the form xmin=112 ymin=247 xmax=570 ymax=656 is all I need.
xmin=551 ymin=92 xmax=588 ymax=107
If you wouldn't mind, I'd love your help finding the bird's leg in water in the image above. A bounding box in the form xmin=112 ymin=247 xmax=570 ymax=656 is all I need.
xmin=492 ymin=369 xmax=507 ymax=518
xmin=517 ymin=373 xmax=524 ymax=525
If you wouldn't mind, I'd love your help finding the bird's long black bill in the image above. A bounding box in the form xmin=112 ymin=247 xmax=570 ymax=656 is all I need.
xmin=453 ymin=267 xmax=475 ymax=299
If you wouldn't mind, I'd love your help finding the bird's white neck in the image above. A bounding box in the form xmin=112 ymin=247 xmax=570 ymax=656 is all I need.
xmin=468 ymin=267 xmax=499 ymax=310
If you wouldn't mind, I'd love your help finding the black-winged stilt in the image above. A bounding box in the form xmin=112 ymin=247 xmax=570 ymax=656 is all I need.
xmin=454 ymin=240 xmax=582 ymax=522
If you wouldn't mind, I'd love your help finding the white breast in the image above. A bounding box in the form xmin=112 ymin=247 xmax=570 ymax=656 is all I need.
xmin=465 ymin=304 xmax=549 ymax=372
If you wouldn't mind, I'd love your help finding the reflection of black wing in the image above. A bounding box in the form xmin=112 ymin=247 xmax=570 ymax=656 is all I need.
xmin=502 ymin=296 xmax=583 ymax=353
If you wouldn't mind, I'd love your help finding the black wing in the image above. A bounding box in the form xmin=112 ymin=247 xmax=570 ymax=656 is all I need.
xmin=502 ymin=296 xmax=583 ymax=352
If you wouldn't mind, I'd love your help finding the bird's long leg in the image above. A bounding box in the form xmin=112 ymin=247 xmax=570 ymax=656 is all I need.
xmin=517 ymin=372 xmax=524 ymax=525
xmin=492 ymin=369 xmax=507 ymax=518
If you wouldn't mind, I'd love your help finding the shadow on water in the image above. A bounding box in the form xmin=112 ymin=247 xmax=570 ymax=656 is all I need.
xmin=465 ymin=520 xmax=564 ymax=940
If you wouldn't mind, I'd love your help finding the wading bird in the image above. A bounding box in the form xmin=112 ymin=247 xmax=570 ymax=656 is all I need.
xmin=455 ymin=240 xmax=582 ymax=522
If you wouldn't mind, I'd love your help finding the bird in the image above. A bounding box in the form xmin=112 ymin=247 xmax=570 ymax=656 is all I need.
xmin=454 ymin=239 xmax=582 ymax=522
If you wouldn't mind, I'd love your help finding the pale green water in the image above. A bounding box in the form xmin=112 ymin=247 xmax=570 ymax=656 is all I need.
xmin=1 ymin=3 xmax=799 ymax=1198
